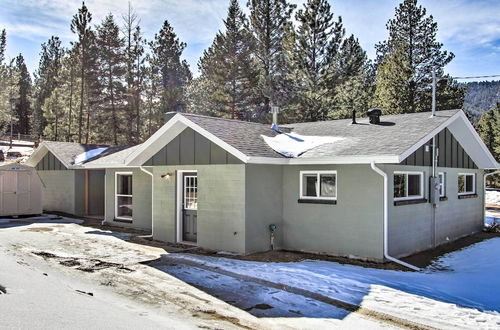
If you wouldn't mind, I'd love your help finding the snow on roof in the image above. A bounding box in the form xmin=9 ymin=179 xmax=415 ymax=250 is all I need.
xmin=261 ymin=131 xmax=344 ymax=158
xmin=73 ymin=147 xmax=108 ymax=165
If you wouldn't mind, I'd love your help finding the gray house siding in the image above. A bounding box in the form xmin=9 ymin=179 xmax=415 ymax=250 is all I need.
xmin=245 ymin=165 xmax=284 ymax=253
xmin=88 ymin=170 xmax=105 ymax=216
xmin=35 ymin=151 xmax=67 ymax=171
xmin=151 ymin=164 xmax=247 ymax=253
xmin=38 ymin=170 xmax=76 ymax=214
xmin=104 ymin=168 xmax=152 ymax=230
xmin=144 ymin=127 xmax=242 ymax=166
xmin=381 ymin=164 xmax=483 ymax=258
xmin=282 ymin=164 xmax=385 ymax=261
xmin=401 ymin=128 xmax=477 ymax=169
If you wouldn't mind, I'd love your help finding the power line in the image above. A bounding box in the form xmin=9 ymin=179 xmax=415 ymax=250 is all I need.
xmin=450 ymin=74 xmax=500 ymax=80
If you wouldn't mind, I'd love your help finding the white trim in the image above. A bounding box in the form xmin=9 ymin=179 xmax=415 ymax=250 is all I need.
xmin=299 ymin=170 xmax=337 ymax=200
xmin=438 ymin=172 xmax=446 ymax=197
xmin=398 ymin=111 xmax=461 ymax=162
xmin=370 ymin=162 xmax=420 ymax=271
xmin=176 ymin=170 xmax=198 ymax=244
xmin=26 ymin=143 xmax=69 ymax=169
xmin=247 ymin=155 xmax=400 ymax=165
xmin=126 ymin=114 xmax=248 ymax=166
xmin=114 ymin=171 xmax=133 ymax=221
xmin=393 ymin=171 xmax=424 ymax=201
xmin=458 ymin=172 xmax=476 ymax=195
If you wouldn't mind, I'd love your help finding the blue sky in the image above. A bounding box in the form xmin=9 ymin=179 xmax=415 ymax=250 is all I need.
xmin=1 ymin=0 xmax=499 ymax=81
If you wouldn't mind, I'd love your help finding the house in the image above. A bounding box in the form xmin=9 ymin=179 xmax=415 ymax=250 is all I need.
xmin=27 ymin=109 xmax=498 ymax=264
xmin=25 ymin=141 xmax=138 ymax=219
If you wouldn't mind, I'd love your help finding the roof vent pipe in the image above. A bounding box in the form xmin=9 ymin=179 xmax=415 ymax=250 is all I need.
xmin=367 ymin=108 xmax=382 ymax=124
xmin=271 ymin=106 xmax=280 ymax=126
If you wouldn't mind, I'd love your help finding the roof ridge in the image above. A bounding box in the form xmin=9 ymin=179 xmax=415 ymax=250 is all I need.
xmin=180 ymin=112 xmax=272 ymax=127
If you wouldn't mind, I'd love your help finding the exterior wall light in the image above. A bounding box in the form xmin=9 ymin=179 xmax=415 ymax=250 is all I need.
xmin=161 ymin=172 xmax=173 ymax=180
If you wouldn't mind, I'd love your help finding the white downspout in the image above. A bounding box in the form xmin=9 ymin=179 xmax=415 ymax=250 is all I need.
xmin=139 ymin=166 xmax=154 ymax=238
xmin=484 ymin=170 xmax=500 ymax=223
xmin=371 ymin=161 xmax=421 ymax=271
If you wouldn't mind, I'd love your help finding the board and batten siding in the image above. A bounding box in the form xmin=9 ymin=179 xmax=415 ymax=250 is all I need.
xmin=400 ymin=128 xmax=477 ymax=169
xmin=35 ymin=151 xmax=67 ymax=170
xmin=143 ymin=127 xmax=242 ymax=166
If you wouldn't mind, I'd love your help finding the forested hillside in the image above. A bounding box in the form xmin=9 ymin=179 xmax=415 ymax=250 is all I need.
xmin=0 ymin=0 xmax=468 ymax=145
xmin=463 ymin=81 xmax=500 ymax=122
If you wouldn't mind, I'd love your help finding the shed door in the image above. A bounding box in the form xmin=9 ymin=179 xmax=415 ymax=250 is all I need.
xmin=182 ymin=173 xmax=197 ymax=243
xmin=1 ymin=171 xmax=17 ymax=215
xmin=17 ymin=171 xmax=31 ymax=214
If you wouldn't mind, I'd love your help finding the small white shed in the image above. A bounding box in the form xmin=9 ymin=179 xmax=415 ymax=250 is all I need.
xmin=0 ymin=163 xmax=43 ymax=216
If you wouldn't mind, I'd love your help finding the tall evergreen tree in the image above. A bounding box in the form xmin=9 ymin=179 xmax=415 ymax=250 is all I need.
xmin=374 ymin=0 xmax=461 ymax=114
xmin=0 ymin=30 xmax=6 ymax=64
xmin=149 ymin=20 xmax=191 ymax=132
xmin=33 ymin=36 xmax=64 ymax=138
xmin=13 ymin=54 xmax=32 ymax=135
xmin=332 ymin=35 xmax=374 ymax=119
xmin=95 ymin=14 xmax=126 ymax=145
xmin=198 ymin=0 xmax=257 ymax=120
xmin=285 ymin=0 xmax=343 ymax=122
xmin=71 ymin=1 xmax=92 ymax=143
xmin=122 ymin=3 xmax=145 ymax=143
xmin=247 ymin=0 xmax=295 ymax=116
xmin=477 ymin=102 xmax=500 ymax=160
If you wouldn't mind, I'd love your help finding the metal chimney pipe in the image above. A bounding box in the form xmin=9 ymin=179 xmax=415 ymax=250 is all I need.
xmin=271 ymin=106 xmax=280 ymax=126
xmin=352 ymin=110 xmax=357 ymax=124
xmin=431 ymin=69 xmax=436 ymax=117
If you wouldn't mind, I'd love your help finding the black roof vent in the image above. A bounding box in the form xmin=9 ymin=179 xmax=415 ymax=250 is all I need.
xmin=367 ymin=108 xmax=382 ymax=124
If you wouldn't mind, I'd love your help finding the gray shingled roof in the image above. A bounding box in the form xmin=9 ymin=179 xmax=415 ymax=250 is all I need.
xmin=85 ymin=144 xmax=141 ymax=166
xmin=283 ymin=109 xmax=460 ymax=158
xmin=182 ymin=114 xmax=283 ymax=157
xmin=42 ymin=141 xmax=109 ymax=166
xmin=181 ymin=109 xmax=460 ymax=159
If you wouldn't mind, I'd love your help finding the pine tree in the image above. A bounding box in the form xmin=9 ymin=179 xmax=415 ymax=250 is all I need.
xmin=374 ymin=0 xmax=461 ymax=114
xmin=149 ymin=20 xmax=191 ymax=132
xmin=33 ymin=36 xmax=64 ymax=138
xmin=122 ymin=3 xmax=145 ymax=143
xmin=0 ymin=30 xmax=6 ymax=64
xmin=247 ymin=0 xmax=295 ymax=116
xmin=477 ymin=102 xmax=500 ymax=160
xmin=95 ymin=14 xmax=126 ymax=145
xmin=197 ymin=0 xmax=257 ymax=120
xmin=13 ymin=54 xmax=32 ymax=135
xmin=285 ymin=0 xmax=344 ymax=122
xmin=71 ymin=1 xmax=92 ymax=143
xmin=0 ymin=29 xmax=12 ymax=130
xmin=332 ymin=35 xmax=374 ymax=119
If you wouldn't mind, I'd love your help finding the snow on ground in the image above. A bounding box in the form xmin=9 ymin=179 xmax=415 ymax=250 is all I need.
xmin=73 ymin=147 xmax=108 ymax=165
xmin=166 ymin=238 xmax=500 ymax=329
xmin=261 ymin=132 xmax=343 ymax=157
xmin=0 ymin=219 xmax=397 ymax=329
xmin=486 ymin=190 xmax=500 ymax=205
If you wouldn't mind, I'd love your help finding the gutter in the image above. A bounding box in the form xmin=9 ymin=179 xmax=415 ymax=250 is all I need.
xmin=139 ymin=166 xmax=154 ymax=238
xmin=370 ymin=161 xmax=420 ymax=271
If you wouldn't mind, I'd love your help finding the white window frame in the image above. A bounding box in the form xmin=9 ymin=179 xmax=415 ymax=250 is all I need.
xmin=458 ymin=173 xmax=476 ymax=195
xmin=183 ymin=174 xmax=198 ymax=211
xmin=115 ymin=171 xmax=133 ymax=220
xmin=393 ymin=171 xmax=424 ymax=201
xmin=438 ymin=172 xmax=446 ymax=197
xmin=299 ymin=170 xmax=337 ymax=200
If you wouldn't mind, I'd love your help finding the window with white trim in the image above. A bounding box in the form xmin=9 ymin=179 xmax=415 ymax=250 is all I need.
xmin=458 ymin=173 xmax=475 ymax=195
xmin=393 ymin=171 xmax=424 ymax=201
xmin=438 ymin=172 xmax=446 ymax=197
xmin=116 ymin=173 xmax=133 ymax=219
xmin=300 ymin=171 xmax=337 ymax=200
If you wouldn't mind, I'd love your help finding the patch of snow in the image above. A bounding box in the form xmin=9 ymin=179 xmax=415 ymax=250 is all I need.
xmin=167 ymin=238 xmax=500 ymax=329
xmin=73 ymin=147 xmax=108 ymax=165
xmin=262 ymin=132 xmax=343 ymax=157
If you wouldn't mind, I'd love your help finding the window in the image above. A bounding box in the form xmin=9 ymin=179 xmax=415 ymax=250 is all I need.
xmin=184 ymin=175 xmax=198 ymax=210
xmin=394 ymin=171 xmax=424 ymax=201
xmin=116 ymin=172 xmax=133 ymax=220
xmin=458 ymin=173 xmax=475 ymax=195
xmin=300 ymin=171 xmax=337 ymax=200
xmin=438 ymin=172 xmax=446 ymax=197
